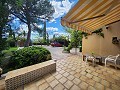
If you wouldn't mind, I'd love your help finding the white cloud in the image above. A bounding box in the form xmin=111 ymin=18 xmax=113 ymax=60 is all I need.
xmin=46 ymin=27 xmax=58 ymax=32
xmin=18 ymin=24 xmax=35 ymax=34
xmin=49 ymin=19 xmax=56 ymax=23
xmin=15 ymin=18 xmax=20 ymax=21
xmin=12 ymin=18 xmax=19 ymax=23
xmin=38 ymin=25 xmax=43 ymax=28
xmin=50 ymin=0 xmax=74 ymax=22
xmin=53 ymin=31 xmax=59 ymax=35
xmin=48 ymin=32 xmax=70 ymax=39
xmin=18 ymin=24 xmax=28 ymax=33
xmin=18 ymin=24 xmax=40 ymax=40
xmin=49 ymin=35 xmax=54 ymax=39
xmin=53 ymin=32 xmax=70 ymax=36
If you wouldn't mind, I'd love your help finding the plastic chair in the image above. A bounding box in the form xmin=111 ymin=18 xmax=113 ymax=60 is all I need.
xmin=105 ymin=54 xmax=120 ymax=69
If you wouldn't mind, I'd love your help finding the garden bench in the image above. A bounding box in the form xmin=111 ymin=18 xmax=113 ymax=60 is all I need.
xmin=5 ymin=60 xmax=56 ymax=90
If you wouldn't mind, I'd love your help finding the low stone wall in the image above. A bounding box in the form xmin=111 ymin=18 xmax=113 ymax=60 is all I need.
xmin=5 ymin=60 xmax=56 ymax=90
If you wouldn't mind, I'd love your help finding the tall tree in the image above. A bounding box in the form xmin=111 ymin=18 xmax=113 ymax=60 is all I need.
xmin=9 ymin=0 xmax=55 ymax=46
xmin=33 ymin=23 xmax=43 ymax=37
xmin=0 ymin=0 xmax=10 ymax=52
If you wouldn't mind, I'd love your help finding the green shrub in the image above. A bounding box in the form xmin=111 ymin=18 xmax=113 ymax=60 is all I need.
xmin=1 ymin=46 xmax=51 ymax=73
xmin=79 ymin=46 xmax=82 ymax=52
xmin=63 ymin=46 xmax=70 ymax=53
xmin=40 ymin=39 xmax=47 ymax=45
xmin=0 ymin=38 xmax=9 ymax=52
xmin=0 ymin=52 xmax=5 ymax=67
xmin=63 ymin=46 xmax=67 ymax=51
xmin=62 ymin=44 xmax=72 ymax=53
xmin=6 ymin=37 xmax=16 ymax=47
xmin=67 ymin=44 xmax=72 ymax=52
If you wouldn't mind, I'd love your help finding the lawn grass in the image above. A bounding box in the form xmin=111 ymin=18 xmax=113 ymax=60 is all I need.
xmin=2 ymin=47 xmax=18 ymax=56
xmin=9 ymin=47 xmax=18 ymax=51
xmin=3 ymin=47 xmax=18 ymax=52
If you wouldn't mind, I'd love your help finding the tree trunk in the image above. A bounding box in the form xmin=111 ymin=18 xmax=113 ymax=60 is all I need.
xmin=0 ymin=27 xmax=3 ymax=52
xmin=0 ymin=27 xmax=2 ymax=42
xmin=24 ymin=1 xmax=32 ymax=47
xmin=25 ymin=22 xmax=31 ymax=47
xmin=43 ymin=21 xmax=46 ymax=41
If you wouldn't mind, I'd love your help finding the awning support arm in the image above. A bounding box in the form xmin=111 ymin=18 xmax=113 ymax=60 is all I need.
xmin=70 ymin=0 xmax=119 ymax=24
xmin=70 ymin=14 xmax=105 ymax=24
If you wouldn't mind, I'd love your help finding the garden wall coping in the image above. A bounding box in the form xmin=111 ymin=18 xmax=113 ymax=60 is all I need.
xmin=5 ymin=60 xmax=56 ymax=90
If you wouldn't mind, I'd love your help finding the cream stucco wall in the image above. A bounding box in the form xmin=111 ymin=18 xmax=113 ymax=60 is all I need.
xmin=82 ymin=21 xmax=120 ymax=56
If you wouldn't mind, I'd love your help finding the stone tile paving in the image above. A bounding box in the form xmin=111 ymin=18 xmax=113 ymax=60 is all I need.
xmin=0 ymin=54 xmax=120 ymax=90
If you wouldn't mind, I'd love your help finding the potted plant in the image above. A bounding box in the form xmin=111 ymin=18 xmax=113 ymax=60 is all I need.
xmin=62 ymin=46 xmax=70 ymax=53
xmin=91 ymin=52 xmax=95 ymax=57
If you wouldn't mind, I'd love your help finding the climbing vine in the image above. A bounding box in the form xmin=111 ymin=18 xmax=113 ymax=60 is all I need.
xmin=82 ymin=28 xmax=104 ymax=39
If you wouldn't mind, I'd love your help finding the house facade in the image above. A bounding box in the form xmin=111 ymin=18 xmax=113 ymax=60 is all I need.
xmin=82 ymin=21 xmax=120 ymax=56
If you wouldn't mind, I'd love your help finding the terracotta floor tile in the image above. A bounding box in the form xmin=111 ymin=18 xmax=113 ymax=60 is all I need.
xmin=54 ymin=83 xmax=65 ymax=90
xmin=80 ymin=75 xmax=88 ymax=82
xmin=74 ymin=73 xmax=82 ymax=78
xmin=85 ymin=69 xmax=92 ymax=73
xmin=59 ymin=70 xmax=65 ymax=74
xmin=92 ymin=76 xmax=101 ymax=82
xmin=94 ymin=82 xmax=105 ymax=90
xmin=73 ymin=78 xmax=81 ymax=85
xmin=69 ymin=70 xmax=76 ymax=75
xmin=49 ymin=79 xmax=59 ymax=88
xmin=70 ymin=85 xmax=81 ymax=90
xmin=63 ymin=72 xmax=70 ymax=77
xmin=46 ymin=76 xmax=55 ymax=83
xmin=64 ymin=80 xmax=73 ymax=89
xmin=55 ymin=74 xmax=62 ymax=80
xmin=101 ymin=79 xmax=110 ymax=87
xmin=67 ymin=75 xmax=75 ymax=80
xmin=39 ymin=82 xmax=49 ymax=90
xmin=91 ymin=72 xmax=99 ymax=76
xmin=71 ymin=67 xmax=76 ymax=71
xmin=79 ymin=82 xmax=88 ymax=90
xmin=111 ymin=84 xmax=120 ymax=90
xmin=88 ymin=86 xmax=96 ymax=90
xmin=86 ymin=73 xmax=93 ymax=79
xmin=36 ymin=78 xmax=46 ymax=86
xmin=59 ymin=77 xmax=68 ymax=84
xmin=46 ymin=87 xmax=53 ymax=90
xmin=87 ymin=78 xmax=96 ymax=86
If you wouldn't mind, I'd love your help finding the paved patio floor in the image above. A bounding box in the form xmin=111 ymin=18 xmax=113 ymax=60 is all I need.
xmin=0 ymin=54 xmax=120 ymax=90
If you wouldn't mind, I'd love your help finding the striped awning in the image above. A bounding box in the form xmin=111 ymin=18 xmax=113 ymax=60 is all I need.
xmin=61 ymin=0 xmax=120 ymax=34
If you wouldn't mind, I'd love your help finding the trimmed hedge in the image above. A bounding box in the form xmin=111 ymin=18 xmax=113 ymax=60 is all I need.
xmin=1 ymin=46 xmax=51 ymax=73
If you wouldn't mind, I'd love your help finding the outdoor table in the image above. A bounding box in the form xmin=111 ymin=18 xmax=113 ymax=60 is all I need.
xmin=95 ymin=56 xmax=103 ymax=65
xmin=83 ymin=54 xmax=103 ymax=65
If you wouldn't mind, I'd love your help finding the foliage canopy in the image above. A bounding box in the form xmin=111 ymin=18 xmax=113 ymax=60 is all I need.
xmin=9 ymin=0 xmax=55 ymax=46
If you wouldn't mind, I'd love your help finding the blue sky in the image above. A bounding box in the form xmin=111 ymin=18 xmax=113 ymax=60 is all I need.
xmin=11 ymin=0 xmax=78 ymax=40
xmin=45 ymin=0 xmax=78 ymax=39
